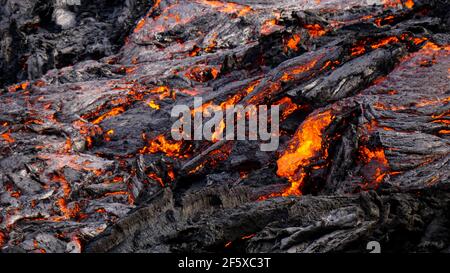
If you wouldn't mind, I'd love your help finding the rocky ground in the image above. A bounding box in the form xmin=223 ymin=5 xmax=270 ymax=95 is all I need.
xmin=0 ymin=0 xmax=449 ymax=253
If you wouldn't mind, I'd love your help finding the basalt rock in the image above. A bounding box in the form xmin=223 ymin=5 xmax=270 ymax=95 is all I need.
xmin=0 ymin=0 xmax=153 ymax=88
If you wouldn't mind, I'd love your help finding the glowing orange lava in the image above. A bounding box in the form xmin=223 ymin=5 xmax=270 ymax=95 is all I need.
xmin=147 ymin=100 xmax=160 ymax=110
xmin=185 ymin=66 xmax=220 ymax=82
xmin=370 ymin=36 xmax=399 ymax=49
xmin=383 ymin=0 xmax=414 ymax=9
xmin=134 ymin=18 xmax=146 ymax=33
xmin=304 ymin=24 xmax=326 ymax=37
xmin=92 ymin=106 xmax=126 ymax=125
xmin=260 ymin=18 xmax=279 ymax=35
xmin=276 ymin=110 xmax=334 ymax=196
xmin=204 ymin=80 xmax=260 ymax=142
xmin=197 ymin=0 xmax=252 ymax=17
xmin=359 ymin=146 xmax=389 ymax=185
xmin=140 ymin=134 xmax=186 ymax=158
xmin=1 ymin=133 xmax=15 ymax=143
xmin=0 ymin=231 xmax=5 ymax=247
xmin=280 ymin=59 xmax=319 ymax=82
xmin=286 ymin=34 xmax=301 ymax=51
xmin=275 ymin=97 xmax=301 ymax=120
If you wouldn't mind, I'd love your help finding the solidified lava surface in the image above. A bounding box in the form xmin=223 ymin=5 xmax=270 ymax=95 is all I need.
xmin=0 ymin=0 xmax=449 ymax=253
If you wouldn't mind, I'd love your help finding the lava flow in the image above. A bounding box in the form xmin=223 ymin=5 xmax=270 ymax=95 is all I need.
xmin=276 ymin=110 xmax=334 ymax=196
xmin=0 ymin=0 xmax=449 ymax=254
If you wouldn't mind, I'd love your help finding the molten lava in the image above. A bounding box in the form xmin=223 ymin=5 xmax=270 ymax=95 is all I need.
xmin=92 ymin=106 xmax=126 ymax=125
xmin=276 ymin=110 xmax=334 ymax=196
xmin=260 ymin=18 xmax=280 ymax=35
xmin=275 ymin=97 xmax=302 ymax=121
xmin=1 ymin=133 xmax=15 ymax=143
xmin=304 ymin=24 xmax=326 ymax=37
xmin=383 ymin=0 xmax=414 ymax=9
xmin=286 ymin=34 xmax=301 ymax=51
xmin=280 ymin=58 xmax=319 ymax=82
xmin=185 ymin=66 xmax=220 ymax=82
xmin=197 ymin=0 xmax=252 ymax=17
xmin=140 ymin=134 xmax=187 ymax=158
xmin=359 ymin=146 xmax=390 ymax=186
xmin=209 ymin=80 xmax=260 ymax=142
